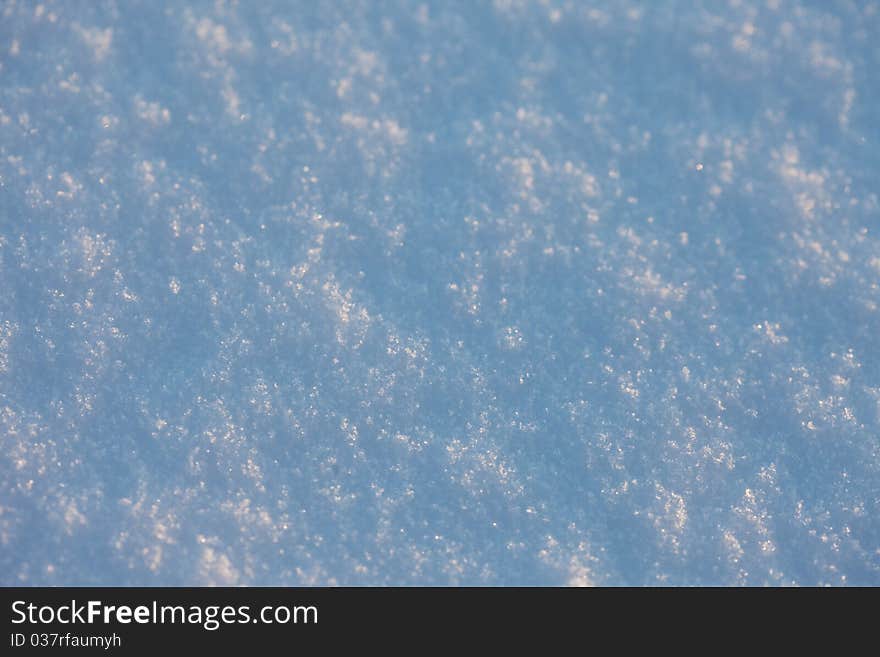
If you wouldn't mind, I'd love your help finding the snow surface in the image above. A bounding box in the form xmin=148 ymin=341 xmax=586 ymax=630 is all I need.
xmin=1 ymin=0 xmax=878 ymax=586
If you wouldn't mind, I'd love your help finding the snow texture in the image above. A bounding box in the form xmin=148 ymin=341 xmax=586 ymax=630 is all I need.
xmin=1 ymin=0 xmax=878 ymax=586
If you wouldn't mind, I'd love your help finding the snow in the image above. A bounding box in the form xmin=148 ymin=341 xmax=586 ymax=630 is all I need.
xmin=0 ymin=0 xmax=878 ymax=585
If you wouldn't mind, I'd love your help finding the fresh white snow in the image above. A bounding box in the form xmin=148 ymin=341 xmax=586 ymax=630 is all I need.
xmin=0 ymin=0 xmax=878 ymax=585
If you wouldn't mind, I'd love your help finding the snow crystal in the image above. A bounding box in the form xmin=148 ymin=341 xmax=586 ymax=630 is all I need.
xmin=0 ymin=0 xmax=877 ymax=585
